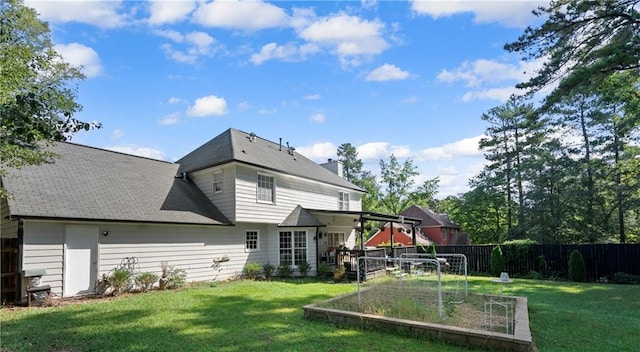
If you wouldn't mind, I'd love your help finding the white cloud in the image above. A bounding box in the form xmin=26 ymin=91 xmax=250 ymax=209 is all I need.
xmin=258 ymin=108 xmax=277 ymax=115
xmin=310 ymin=113 xmax=325 ymax=123
xmin=400 ymin=96 xmax=418 ymax=104
xmin=304 ymin=94 xmax=321 ymax=100
xmin=192 ymin=0 xmax=289 ymax=30
xmin=410 ymin=0 xmax=543 ymax=28
xmin=187 ymin=95 xmax=228 ymax=117
xmin=366 ymin=63 xmax=410 ymax=81
xmin=158 ymin=112 xmax=180 ymax=125
xmin=250 ymin=42 xmax=319 ymax=65
xmin=462 ymin=87 xmax=521 ymax=102
xmin=357 ymin=142 xmax=391 ymax=161
xmin=147 ymin=0 xmax=196 ymax=25
xmin=437 ymin=57 xmax=545 ymax=102
xmin=110 ymin=129 xmax=124 ymax=140
xmin=237 ymin=101 xmax=251 ymax=111
xmin=296 ymin=142 xmax=338 ymax=161
xmin=415 ymin=135 xmax=485 ymax=161
xmin=168 ymin=97 xmax=187 ymax=104
xmin=25 ymin=0 xmax=130 ymax=28
xmin=106 ymin=146 xmax=168 ymax=161
xmin=54 ymin=43 xmax=102 ymax=78
xmin=299 ymin=13 xmax=389 ymax=67
xmin=158 ymin=30 xmax=218 ymax=64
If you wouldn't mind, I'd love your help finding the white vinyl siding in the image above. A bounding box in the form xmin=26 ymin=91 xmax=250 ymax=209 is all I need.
xmin=279 ymin=230 xmax=307 ymax=266
xmin=22 ymin=221 xmax=65 ymax=297
xmin=213 ymin=170 xmax=224 ymax=194
xmin=235 ymin=164 xmax=363 ymax=223
xmin=245 ymin=230 xmax=259 ymax=252
xmin=190 ymin=165 xmax=236 ymax=221
xmin=257 ymin=173 xmax=275 ymax=203
xmin=0 ymin=198 xmax=18 ymax=238
xmin=338 ymin=191 xmax=350 ymax=211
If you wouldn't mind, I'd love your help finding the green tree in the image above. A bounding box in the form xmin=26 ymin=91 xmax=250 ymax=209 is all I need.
xmin=407 ymin=177 xmax=440 ymax=211
xmin=506 ymin=0 xmax=640 ymax=105
xmin=336 ymin=143 xmax=381 ymax=211
xmin=0 ymin=0 xmax=100 ymax=197
xmin=379 ymin=154 xmax=418 ymax=214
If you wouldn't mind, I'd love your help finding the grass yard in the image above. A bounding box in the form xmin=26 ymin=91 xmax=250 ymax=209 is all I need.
xmin=1 ymin=277 xmax=638 ymax=352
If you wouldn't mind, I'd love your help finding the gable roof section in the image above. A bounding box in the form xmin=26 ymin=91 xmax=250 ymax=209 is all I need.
xmin=279 ymin=205 xmax=325 ymax=227
xmin=2 ymin=142 xmax=230 ymax=225
xmin=177 ymin=128 xmax=364 ymax=192
xmin=401 ymin=205 xmax=459 ymax=228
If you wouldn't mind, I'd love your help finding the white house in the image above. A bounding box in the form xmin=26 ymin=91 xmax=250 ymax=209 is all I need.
xmin=1 ymin=128 xmax=391 ymax=303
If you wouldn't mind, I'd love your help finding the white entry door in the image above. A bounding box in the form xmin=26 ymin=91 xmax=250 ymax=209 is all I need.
xmin=64 ymin=225 xmax=98 ymax=297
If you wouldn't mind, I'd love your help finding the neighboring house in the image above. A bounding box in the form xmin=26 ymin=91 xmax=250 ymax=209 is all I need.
xmin=400 ymin=205 xmax=469 ymax=245
xmin=1 ymin=128 xmax=385 ymax=303
xmin=364 ymin=223 xmax=431 ymax=248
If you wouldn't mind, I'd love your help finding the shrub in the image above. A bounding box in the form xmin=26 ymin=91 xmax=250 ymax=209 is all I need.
xmin=334 ymin=265 xmax=346 ymax=282
xmin=106 ymin=268 xmax=133 ymax=295
xmin=610 ymin=272 xmax=640 ymax=285
xmin=166 ymin=266 xmax=187 ymax=288
xmin=276 ymin=264 xmax=292 ymax=278
xmin=243 ymin=263 xmax=262 ymax=280
xmin=568 ymin=250 xmax=586 ymax=282
xmin=262 ymin=263 xmax=275 ymax=280
xmin=135 ymin=272 xmax=159 ymax=292
xmin=490 ymin=245 xmax=505 ymax=276
xmin=297 ymin=261 xmax=311 ymax=277
xmin=317 ymin=263 xmax=332 ymax=279
xmin=427 ymin=242 xmax=437 ymax=256
xmin=503 ymin=239 xmax=536 ymax=273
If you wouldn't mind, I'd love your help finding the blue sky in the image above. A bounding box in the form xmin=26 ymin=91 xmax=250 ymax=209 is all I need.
xmin=27 ymin=0 xmax=547 ymax=198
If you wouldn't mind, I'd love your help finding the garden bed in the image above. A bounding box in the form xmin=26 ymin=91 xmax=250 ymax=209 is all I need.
xmin=303 ymin=287 xmax=532 ymax=352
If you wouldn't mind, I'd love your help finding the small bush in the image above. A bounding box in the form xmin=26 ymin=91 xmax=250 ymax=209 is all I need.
xmin=427 ymin=242 xmax=437 ymax=256
xmin=243 ymin=263 xmax=262 ymax=280
xmin=276 ymin=264 xmax=292 ymax=278
xmin=262 ymin=263 xmax=275 ymax=280
xmin=610 ymin=272 xmax=640 ymax=285
xmin=568 ymin=250 xmax=586 ymax=282
xmin=334 ymin=265 xmax=346 ymax=282
xmin=107 ymin=268 xmax=133 ymax=295
xmin=525 ymin=270 xmax=544 ymax=280
xmin=297 ymin=261 xmax=311 ymax=277
xmin=135 ymin=272 xmax=159 ymax=292
xmin=317 ymin=263 xmax=332 ymax=279
xmin=490 ymin=245 xmax=505 ymax=277
xmin=166 ymin=266 xmax=187 ymax=288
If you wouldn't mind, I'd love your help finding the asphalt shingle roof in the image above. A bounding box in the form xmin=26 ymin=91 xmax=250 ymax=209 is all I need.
xmin=177 ymin=128 xmax=363 ymax=192
xmin=279 ymin=205 xmax=325 ymax=227
xmin=2 ymin=142 xmax=230 ymax=225
xmin=401 ymin=205 xmax=459 ymax=228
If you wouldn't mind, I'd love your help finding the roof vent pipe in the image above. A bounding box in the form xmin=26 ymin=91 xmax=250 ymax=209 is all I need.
xmin=249 ymin=132 xmax=256 ymax=142
xmin=182 ymin=172 xmax=187 ymax=182
xmin=279 ymin=138 xmax=282 ymax=152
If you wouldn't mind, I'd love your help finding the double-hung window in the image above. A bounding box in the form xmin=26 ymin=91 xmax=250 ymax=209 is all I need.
xmin=213 ymin=170 xmax=224 ymax=194
xmin=338 ymin=191 xmax=350 ymax=211
xmin=245 ymin=230 xmax=259 ymax=252
xmin=257 ymin=173 xmax=275 ymax=203
xmin=279 ymin=230 xmax=307 ymax=266
xmin=327 ymin=232 xmax=345 ymax=249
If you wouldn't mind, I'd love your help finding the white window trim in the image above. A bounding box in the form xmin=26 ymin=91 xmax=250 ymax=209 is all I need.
xmin=338 ymin=191 xmax=350 ymax=211
xmin=213 ymin=170 xmax=224 ymax=194
xmin=257 ymin=172 xmax=276 ymax=204
xmin=245 ymin=230 xmax=260 ymax=252
xmin=278 ymin=229 xmax=308 ymax=267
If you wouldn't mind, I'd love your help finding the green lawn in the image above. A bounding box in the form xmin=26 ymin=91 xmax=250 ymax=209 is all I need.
xmin=1 ymin=277 xmax=638 ymax=352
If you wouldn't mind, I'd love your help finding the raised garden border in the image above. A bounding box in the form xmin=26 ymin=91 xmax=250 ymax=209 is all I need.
xmin=303 ymin=291 xmax=532 ymax=352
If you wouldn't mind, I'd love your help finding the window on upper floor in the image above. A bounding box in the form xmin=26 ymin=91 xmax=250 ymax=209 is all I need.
xmin=245 ymin=230 xmax=259 ymax=252
xmin=257 ymin=173 xmax=275 ymax=203
xmin=442 ymin=228 xmax=447 ymax=241
xmin=338 ymin=191 xmax=350 ymax=211
xmin=213 ymin=170 xmax=224 ymax=194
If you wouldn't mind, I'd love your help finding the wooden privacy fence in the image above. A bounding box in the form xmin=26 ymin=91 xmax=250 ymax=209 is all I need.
xmin=434 ymin=244 xmax=640 ymax=280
